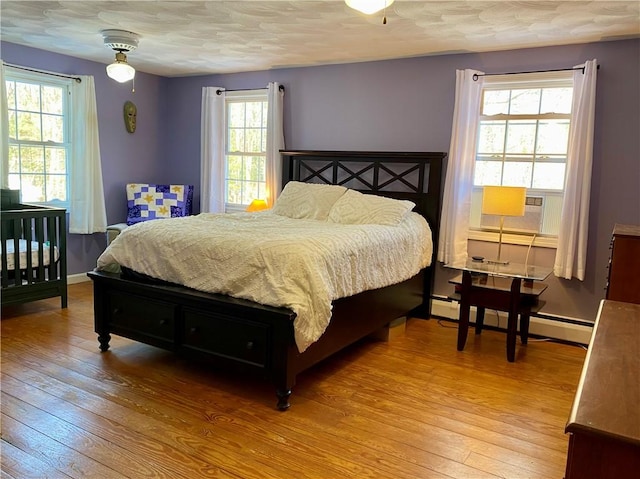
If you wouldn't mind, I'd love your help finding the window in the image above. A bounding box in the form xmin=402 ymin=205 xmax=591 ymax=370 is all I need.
xmin=200 ymin=83 xmax=283 ymax=215
xmin=224 ymin=90 xmax=268 ymax=212
xmin=469 ymin=72 xmax=574 ymax=243
xmin=5 ymin=69 xmax=71 ymax=206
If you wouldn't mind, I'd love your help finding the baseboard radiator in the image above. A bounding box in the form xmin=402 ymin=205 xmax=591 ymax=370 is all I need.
xmin=429 ymin=296 xmax=593 ymax=346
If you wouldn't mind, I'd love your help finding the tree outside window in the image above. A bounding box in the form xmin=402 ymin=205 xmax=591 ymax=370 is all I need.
xmin=5 ymin=71 xmax=70 ymax=206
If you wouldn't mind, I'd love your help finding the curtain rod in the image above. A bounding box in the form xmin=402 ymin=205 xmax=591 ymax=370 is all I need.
xmin=216 ymin=84 xmax=285 ymax=95
xmin=472 ymin=64 xmax=599 ymax=81
xmin=3 ymin=62 xmax=82 ymax=83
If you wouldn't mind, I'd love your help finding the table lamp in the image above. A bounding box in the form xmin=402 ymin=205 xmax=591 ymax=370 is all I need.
xmin=482 ymin=186 xmax=526 ymax=264
xmin=246 ymin=199 xmax=269 ymax=212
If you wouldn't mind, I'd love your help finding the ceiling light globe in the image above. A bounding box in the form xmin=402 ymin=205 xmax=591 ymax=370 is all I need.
xmin=106 ymin=61 xmax=135 ymax=83
xmin=345 ymin=0 xmax=395 ymax=15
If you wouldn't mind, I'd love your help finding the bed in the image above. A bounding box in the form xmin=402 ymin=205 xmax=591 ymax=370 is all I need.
xmin=1 ymin=189 xmax=68 ymax=308
xmin=88 ymin=150 xmax=446 ymax=409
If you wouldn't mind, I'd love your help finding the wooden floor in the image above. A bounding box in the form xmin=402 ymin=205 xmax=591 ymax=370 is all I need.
xmin=1 ymin=282 xmax=587 ymax=479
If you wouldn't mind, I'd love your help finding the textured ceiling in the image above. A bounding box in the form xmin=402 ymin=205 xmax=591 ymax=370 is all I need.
xmin=1 ymin=1 xmax=639 ymax=77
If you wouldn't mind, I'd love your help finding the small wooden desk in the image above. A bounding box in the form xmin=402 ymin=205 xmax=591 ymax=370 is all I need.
xmin=564 ymin=300 xmax=640 ymax=478
xmin=446 ymin=260 xmax=551 ymax=362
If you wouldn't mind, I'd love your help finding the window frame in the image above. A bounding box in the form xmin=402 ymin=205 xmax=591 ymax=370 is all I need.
xmin=468 ymin=71 xmax=575 ymax=248
xmin=223 ymin=89 xmax=268 ymax=213
xmin=5 ymin=67 xmax=72 ymax=208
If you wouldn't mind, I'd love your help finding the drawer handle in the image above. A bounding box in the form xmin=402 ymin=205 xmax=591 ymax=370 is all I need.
xmin=190 ymin=327 xmax=198 ymax=334
xmin=246 ymin=341 xmax=254 ymax=350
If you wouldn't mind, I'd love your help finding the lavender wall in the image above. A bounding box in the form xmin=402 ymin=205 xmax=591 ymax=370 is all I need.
xmin=163 ymin=39 xmax=639 ymax=323
xmin=2 ymin=41 xmax=166 ymax=276
xmin=3 ymin=38 xmax=638 ymax=324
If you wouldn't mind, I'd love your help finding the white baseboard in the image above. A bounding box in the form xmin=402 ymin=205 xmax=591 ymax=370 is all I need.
xmin=68 ymin=272 xmax=91 ymax=285
xmin=430 ymin=296 xmax=593 ymax=345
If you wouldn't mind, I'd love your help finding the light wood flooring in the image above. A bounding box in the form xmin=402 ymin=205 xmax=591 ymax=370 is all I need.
xmin=1 ymin=282 xmax=586 ymax=478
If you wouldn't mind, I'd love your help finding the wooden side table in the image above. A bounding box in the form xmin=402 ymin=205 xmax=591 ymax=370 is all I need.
xmin=446 ymin=259 xmax=551 ymax=362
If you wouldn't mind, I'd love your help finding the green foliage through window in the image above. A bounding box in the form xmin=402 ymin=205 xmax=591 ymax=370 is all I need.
xmin=475 ymin=84 xmax=573 ymax=190
xmin=5 ymin=70 xmax=70 ymax=204
xmin=225 ymin=93 xmax=268 ymax=207
xmin=470 ymin=73 xmax=575 ymax=238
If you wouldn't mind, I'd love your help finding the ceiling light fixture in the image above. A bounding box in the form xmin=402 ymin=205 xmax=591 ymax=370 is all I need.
xmin=102 ymin=29 xmax=139 ymax=83
xmin=345 ymin=0 xmax=395 ymax=15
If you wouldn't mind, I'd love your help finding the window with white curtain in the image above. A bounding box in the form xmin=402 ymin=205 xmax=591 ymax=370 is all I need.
xmin=225 ymin=90 xmax=268 ymax=212
xmin=469 ymin=71 xmax=574 ymax=246
xmin=5 ymin=70 xmax=71 ymax=207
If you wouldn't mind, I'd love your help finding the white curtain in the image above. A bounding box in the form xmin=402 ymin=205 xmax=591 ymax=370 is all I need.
xmin=554 ymin=59 xmax=598 ymax=280
xmin=200 ymin=87 xmax=226 ymax=213
xmin=266 ymin=82 xmax=285 ymax=206
xmin=437 ymin=69 xmax=484 ymax=265
xmin=69 ymin=75 xmax=107 ymax=234
xmin=0 ymin=61 xmax=9 ymax=188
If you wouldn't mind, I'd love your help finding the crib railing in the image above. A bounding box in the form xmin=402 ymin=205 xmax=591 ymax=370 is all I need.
xmin=1 ymin=204 xmax=68 ymax=308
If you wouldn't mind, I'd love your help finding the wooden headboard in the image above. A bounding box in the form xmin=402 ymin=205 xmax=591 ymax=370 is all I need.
xmin=281 ymin=150 xmax=447 ymax=316
xmin=281 ymin=149 xmax=446 ymax=249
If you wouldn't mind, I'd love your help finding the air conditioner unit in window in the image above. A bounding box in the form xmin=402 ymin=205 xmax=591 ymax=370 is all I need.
xmin=481 ymin=196 xmax=543 ymax=234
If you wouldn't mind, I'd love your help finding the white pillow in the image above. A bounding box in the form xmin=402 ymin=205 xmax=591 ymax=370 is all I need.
xmin=272 ymin=181 xmax=347 ymax=220
xmin=328 ymin=189 xmax=416 ymax=226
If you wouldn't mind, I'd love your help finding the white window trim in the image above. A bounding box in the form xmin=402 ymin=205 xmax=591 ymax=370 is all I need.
xmin=5 ymin=67 xmax=72 ymax=208
xmin=471 ymin=70 xmax=573 ymax=246
xmin=224 ymin=88 xmax=268 ymax=211
xmin=225 ymin=89 xmax=267 ymax=100
xmin=468 ymin=230 xmax=557 ymax=248
xmin=480 ymin=70 xmax=574 ymax=89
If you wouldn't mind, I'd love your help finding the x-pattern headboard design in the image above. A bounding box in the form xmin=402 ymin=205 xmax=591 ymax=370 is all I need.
xmin=281 ymin=150 xmax=447 ymax=243
xmin=294 ymin=159 xmax=428 ymax=195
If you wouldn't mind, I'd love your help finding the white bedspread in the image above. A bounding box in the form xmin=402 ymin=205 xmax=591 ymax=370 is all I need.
xmin=2 ymin=239 xmax=59 ymax=271
xmin=96 ymin=211 xmax=433 ymax=352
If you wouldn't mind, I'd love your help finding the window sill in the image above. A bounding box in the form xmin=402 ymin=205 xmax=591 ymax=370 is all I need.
xmin=468 ymin=229 xmax=557 ymax=249
xmin=225 ymin=204 xmax=248 ymax=214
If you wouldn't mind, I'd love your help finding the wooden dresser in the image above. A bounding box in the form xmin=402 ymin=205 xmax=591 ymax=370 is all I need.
xmin=606 ymin=224 xmax=640 ymax=304
xmin=564 ymin=300 xmax=640 ymax=479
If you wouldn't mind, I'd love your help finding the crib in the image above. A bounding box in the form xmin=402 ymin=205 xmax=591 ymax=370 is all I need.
xmin=1 ymin=189 xmax=68 ymax=308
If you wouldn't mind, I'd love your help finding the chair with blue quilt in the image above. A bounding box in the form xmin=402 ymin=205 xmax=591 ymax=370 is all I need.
xmin=106 ymin=183 xmax=194 ymax=245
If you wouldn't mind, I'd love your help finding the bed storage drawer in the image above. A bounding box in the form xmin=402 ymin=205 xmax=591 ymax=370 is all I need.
xmin=182 ymin=309 xmax=269 ymax=368
xmin=107 ymin=291 xmax=177 ymax=348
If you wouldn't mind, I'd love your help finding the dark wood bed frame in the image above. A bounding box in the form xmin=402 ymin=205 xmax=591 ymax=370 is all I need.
xmin=88 ymin=150 xmax=446 ymax=409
